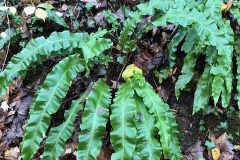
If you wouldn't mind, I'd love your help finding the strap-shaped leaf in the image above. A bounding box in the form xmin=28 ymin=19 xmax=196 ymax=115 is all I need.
xmin=110 ymin=82 xmax=136 ymax=160
xmin=193 ymin=64 xmax=213 ymax=113
xmin=42 ymin=85 xmax=93 ymax=160
xmin=204 ymin=0 xmax=222 ymax=20
xmin=134 ymin=79 xmax=181 ymax=159
xmin=168 ymin=29 xmax=186 ymax=67
xmin=77 ymin=79 xmax=111 ymax=160
xmin=20 ymin=54 xmax=84 ymax=160
xmin=134 ymin=96 xmax=161 ymax=160
xmin=0 ymin=30 xmax=112 ymax=97
xmin=175 ymin=53 xmax=197 ymax=99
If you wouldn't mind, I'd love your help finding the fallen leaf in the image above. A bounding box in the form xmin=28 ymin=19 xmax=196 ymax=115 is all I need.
xmin=35 ymin=8 xmax=48 ymax=21
xmin=1 ymin=101 xmax=9 ymax=112
xmin=184 ymin=141 xmax=204 ymax=160
xmin=9 ymin=7 xmax=17 ymax=15
xmin=122 ymin=64 xmax=142 ymax=79
xmin=4 ymin=147 xmax=20 ymax=159
xmin=23 ymin=6 xmax=36 ymax=16
xmin=209 ymin=133 xmax=234 ymax=160
xmin=0 ymin=6 xmax=9 ymax=11
xmin=0 ymin=32 xmax=7 ymax=39
xmin=234 ymin=145 xmax=240 ymax=150
xmin=0 ymin=130 xmax=2 ymax=141
xmin=212 ymin=148 xmax=221 ymax=160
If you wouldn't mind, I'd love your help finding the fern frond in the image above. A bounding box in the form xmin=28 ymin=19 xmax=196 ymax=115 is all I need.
xmin=193 ymin=64 xmax=213 ymax=114
xmin=134 ymin=76 xmax=182 ymax=159
xmin=20 ymin=54 xmax=84 ymax=160
xmin=110 ymin=82 xmax=137 ymax=160
xmin=175 ymin=52 xmax=197 ymax=99
xmin=103 ymin=10 xmax=119 ymax=32
xmin=235 ymin=38 xmax=240 ymax=109
xmin=42 ymin=86 xmax=92 ymax=160
xmin=0 ymin=30 xmax=112 ymax=98
xmin=154 ymin=8 xmax=233 ymax=63
xmin=230 ymin=1 xmax=240 ymax=25
xmin=168 ymin=29 xmax=186 ymax=67
xmin=118 ymin=0 xmax=174 ymax=53
xmin=204 ymin=0 xmax=222 ymax=20
xmin=134 ymin=96 xmax=161 ymax=160
xmin=77 ymin=79 xmax=111 ymax=160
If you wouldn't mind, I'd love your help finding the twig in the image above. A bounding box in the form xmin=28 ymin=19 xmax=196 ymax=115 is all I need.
xmin=1 ymin=0 xmax=11 ymax=71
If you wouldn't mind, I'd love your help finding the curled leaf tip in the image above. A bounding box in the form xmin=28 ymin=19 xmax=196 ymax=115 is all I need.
xmin=122 ymin=64 xmax=142 ymax=79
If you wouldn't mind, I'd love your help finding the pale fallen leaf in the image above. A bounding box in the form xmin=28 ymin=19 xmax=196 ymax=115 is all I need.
xmin=9 ymin=7 xmax=17 ymax=15
xmin=23 ymin=6 xmax=36 ymax=16
xmin=234 ymin=145 xmax=240 ymax=150
xmin=0 ymin=6 xmax=9 ymax=11
xmin=0 ymin=32 xmax=7 ymax=39
xmin=4 ymin=147 xmax=20 ymax=159
xmin=212 ymin=148 xmax=220 ymax=160
xmin=1 ymin=101 xmax=9 ymax=112
xmin=35 ymin=8 xmax=48 ymax=21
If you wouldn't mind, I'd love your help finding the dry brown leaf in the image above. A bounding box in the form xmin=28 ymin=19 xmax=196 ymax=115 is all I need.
xmin=0 ymin=130 xmax=2 ymax=141
xmin=184 ymin=141 xmax=204 ymax=160
xmin=210 ymin=133 xmax=234 ymax=160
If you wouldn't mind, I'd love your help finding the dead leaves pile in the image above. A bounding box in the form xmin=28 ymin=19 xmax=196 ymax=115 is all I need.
xmin=209 ymin=133 xmax=234 ymax=160
xmin=184 ymin=133 xmax=240 ymax=160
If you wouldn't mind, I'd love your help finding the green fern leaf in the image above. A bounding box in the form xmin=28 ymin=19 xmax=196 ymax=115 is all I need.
xmin=0 ymin=30 xmax=112 ymax=98
xmin=134 ymin=77 xmax=182 ymax=159
xmin=42 ymin=86 xmax=92 ymax=160
xmin=20 ymin=54 xmax=84 ymax=160
xmin=175 ymin=52 xmax=197 ymax=99
xmin=204 ymin=0 xmax=222 ymax=20
xmin=134 ymin=96 xmax=161 ymax=160
xmin=193 ymin=64 xmax=213 ymax=114
xmin=110 ymin=82 xmax=136 ymax=160
xmin=168 ymin=29 xmax=186 ymax=67
xmin=235 ymin=38 xmax=240 ymax=109
xmin=118 ymin=0 xmax=174 ymax=53
xmin=77 ymin=79 xmax=111 ymax=160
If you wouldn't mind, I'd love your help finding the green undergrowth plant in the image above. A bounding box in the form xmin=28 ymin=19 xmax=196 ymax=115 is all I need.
xmin=23 ymin=65 xmax=181 ymax=160
xmin=117 ymin=0 xmax=240 ymax=114
xmin=0 ymin=26 xmax=181 ymax=159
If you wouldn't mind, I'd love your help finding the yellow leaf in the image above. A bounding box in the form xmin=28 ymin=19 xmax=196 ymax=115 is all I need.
xmin=234 ymin=145 xmax=240 ymax=150
xmin=35 ymin=8 xmax=48 ymax=21
xmin=122 ymin=64 xmax=142 ymax=79
xmin=212 ymin=147 xmax=221 ymax=160
xmin=221 ymin=4 xmax=228 ymax=11
xmin=23 ymin=6 xmax=36 ymax=16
